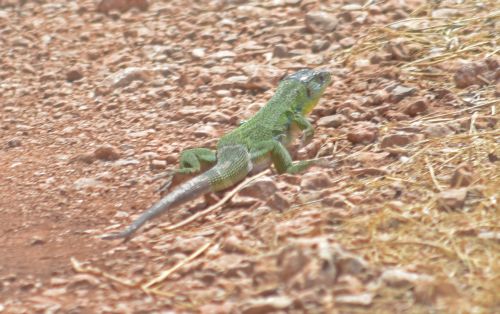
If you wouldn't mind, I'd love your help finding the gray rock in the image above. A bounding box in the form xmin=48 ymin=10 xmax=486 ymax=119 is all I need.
xmin=320 ymin=193 xmax=348 ymax=208
xmin=311 ymin=39 xmax=330 ymax=53
xmin=403 ymin=99 xmax=428 ymax=117
xmin=381 ymin=268 xmax=433 ymax=287
xmin=214 ymin=75 xmax=249 ymax=89
xmin=7 ymin=138 xmax=21 ymax=148
xmin=73 ymin=153 xmax=95 ymax=164
xmin=305 ymin=11 xmax=338 ymax=33
xmin=380 ymin=133 xmax=419 ymax=148
xmin=342 ymin=4 xmax=363 ymax=11
xmin=273 ymin=44 xmax=288 ymax=58
xmin=106 ymin=67 xmax=154 ymax=89
xmin=339 ymin=37 xmax=356 ymax=48
xmin=347 ymin=123 xmax=378 ymax=144
xmin=94 ymin=145 xmax=120 ymax=161
xmin=266 ymin=192 xmax=290 ymax=211
xmin=389 ymin=85 xmax=416 ymax=103
xmin=97 ymin=0 xmax=149 ymax=13
xmin=74 ymin=178 xmax=102 ymax=189
xmin=193 ymin=124 xmax=217 ymax=137
xmin=431 ymin=8 xmax=460 ymax=18
xmin=150 ymin=159 xmax=167 ymax=170
xmin=300 ymin=171 xmax=331 ymax=191
xmin=335 ymin=293 xmax=374 ymax=307
xmin=211 ymin=50 xmax=236 ymax=60
xmin=239 ymin=177 xmax=277 ymax=200
xmin=66 ymin=67 xmax=83 ymax=82
xmin=241 ymin=296 xmax=292 ymax=314
xmin=423 ymin=124 xmax=454 ymax=138
xmin=317 ymin=114 xmax=346 ymax=128
xmin=191 ymin=48 xmax=205 ymax=59
xmin=437 ymin=188 xmax=468 ymax=210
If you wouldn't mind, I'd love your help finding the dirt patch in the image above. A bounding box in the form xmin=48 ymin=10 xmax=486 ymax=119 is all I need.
xmin=0 ymin=0 xmax=498 ymax=312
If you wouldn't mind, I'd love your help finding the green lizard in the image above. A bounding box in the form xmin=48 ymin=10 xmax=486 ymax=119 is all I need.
xmin=103 ymin=69 xmax=331 ymax=241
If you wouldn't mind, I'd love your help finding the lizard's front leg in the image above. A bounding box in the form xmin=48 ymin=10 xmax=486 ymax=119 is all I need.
xmin=292 ymin=113 xmax=314 ymax=146
xmin=250 ymin=140 xmax=317 ymax=175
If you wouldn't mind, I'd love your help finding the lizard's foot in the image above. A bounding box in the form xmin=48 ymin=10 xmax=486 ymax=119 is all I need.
xmin=101 ymin=222 xmax=141 ymax=242
xmin=299 ymin=131 xmax=314 ymax=148
xmin=150 ymin=170 xmax=177 ymax=195
xmin=157 ymin=175 xmax=174 ymax=195
xmin=157 ymin=170 xmax=198 ymax=195
xmin=101 ymin=230 xmax=132 ymax=242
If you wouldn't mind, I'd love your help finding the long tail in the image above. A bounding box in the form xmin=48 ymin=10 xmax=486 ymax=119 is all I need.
xmin=102 ymin=173 xmax=211 ymax=241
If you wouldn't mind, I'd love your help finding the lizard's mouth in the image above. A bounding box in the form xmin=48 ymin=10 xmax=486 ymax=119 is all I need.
xmin=302 ymin=86 xmax=331 ymax=115
xmin=302 ymin=97 xmax=321 ymax=115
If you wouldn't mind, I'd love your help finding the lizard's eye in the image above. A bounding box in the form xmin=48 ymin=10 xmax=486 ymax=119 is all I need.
xmin=318 ymin=74 xmax=325 ymax=84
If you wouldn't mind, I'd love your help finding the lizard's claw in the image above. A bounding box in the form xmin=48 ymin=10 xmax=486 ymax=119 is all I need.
xmin=300 ymin=131 xmax=314 ymax=147
xmin=157 ymin=176 xmax=174 ymax=195
xmin=273 ymin=133 xmax=287 ymax=143
xmin=101 ymin=231 xmax=131 ymax=242
xmin=151 ymin=170 xmax=176 ymax=195
xmin=101 ymin=226 xmax=136 ymax=242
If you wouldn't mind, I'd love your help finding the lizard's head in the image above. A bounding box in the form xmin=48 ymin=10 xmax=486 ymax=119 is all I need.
xmin=285 ymin=69 xmax=331 ymax=115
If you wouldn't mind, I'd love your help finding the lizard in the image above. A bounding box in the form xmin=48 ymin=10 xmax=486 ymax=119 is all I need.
xmin=103 ymin=69 xmax=331 ymax=241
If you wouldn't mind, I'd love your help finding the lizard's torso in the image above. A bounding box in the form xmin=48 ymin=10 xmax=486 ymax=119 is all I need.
xmin=210 ymin=81 xmax=304 ymax=190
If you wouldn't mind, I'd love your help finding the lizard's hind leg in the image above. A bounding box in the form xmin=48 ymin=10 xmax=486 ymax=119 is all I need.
xmin=178 ymin=148 xmax=217 ymax=174
xmin=157 ymin=148 xmax=217 ymax=194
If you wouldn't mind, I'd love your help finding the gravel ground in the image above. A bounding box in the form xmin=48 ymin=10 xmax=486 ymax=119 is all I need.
xmin=1 ymin=0 xmax=498 ymax=313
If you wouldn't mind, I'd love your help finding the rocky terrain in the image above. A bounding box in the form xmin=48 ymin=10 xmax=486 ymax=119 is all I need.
xmin=0 ymin=0 xmax=498 ymax=312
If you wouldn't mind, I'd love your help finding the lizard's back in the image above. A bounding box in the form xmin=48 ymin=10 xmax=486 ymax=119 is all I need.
xmin=217 ymin=80 xmax=303 ymax=150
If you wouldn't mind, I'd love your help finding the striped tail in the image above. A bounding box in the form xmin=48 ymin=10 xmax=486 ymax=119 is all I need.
xmin=103 ymin=145 xmax=252 ymax=241
xmin=102 ymin=174 xmax=211 ymax=241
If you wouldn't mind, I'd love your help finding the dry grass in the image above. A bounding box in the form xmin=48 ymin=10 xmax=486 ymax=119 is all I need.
xmin=328 ymin=0 xmax=500 ymax=309
xmin=333 ymin=129 xmax=499 ymax=308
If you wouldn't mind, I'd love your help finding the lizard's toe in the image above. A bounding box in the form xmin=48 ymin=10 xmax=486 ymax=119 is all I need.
xmin=156 ymin=177 xmax=174 ymax=195
xmin=101 ymin=231 xmax=131 ymax=242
